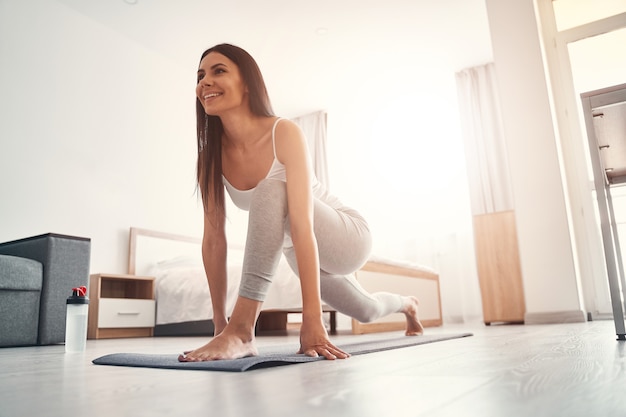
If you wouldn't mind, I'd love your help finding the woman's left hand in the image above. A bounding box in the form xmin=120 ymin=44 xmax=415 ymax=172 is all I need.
xmin=298 ymin=317 xmax=350 ymax=360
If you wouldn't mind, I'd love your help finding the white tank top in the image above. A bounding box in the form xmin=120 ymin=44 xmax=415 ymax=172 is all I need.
xmin=222 ymin=118 xmax=343 ymax=211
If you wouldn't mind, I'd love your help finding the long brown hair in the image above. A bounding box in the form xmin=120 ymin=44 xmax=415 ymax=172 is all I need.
xmin=196 ymin=44 xmax=275 ymax=215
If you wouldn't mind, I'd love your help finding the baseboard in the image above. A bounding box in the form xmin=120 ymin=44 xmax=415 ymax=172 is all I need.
xmin=524 ymin=310 xmax=586 ymax=325
xmin=589 ymin=312 xmax=614 ymax=321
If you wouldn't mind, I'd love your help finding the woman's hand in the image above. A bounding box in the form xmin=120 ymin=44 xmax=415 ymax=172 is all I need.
xmin=298 ymin=317 xmax=350 ymax=360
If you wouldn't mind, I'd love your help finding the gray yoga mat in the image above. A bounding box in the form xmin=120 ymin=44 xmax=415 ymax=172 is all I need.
xmin=92 ymin=333 xmax=472 ymax=372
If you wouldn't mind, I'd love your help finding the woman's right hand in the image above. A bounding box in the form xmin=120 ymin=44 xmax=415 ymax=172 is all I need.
xmin=298 ymin=316 xmax=349 ymax=360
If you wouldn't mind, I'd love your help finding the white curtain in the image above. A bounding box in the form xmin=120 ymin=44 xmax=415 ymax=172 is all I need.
xmin=292 ymin=110 xmax=330 ymax=189
xmin=456 ymin=63 xmax=525 ymax=325
xmin=455 ymin=63 xmax=514 ymax=214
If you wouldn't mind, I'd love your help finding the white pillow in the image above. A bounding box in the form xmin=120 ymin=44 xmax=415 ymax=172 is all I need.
xmin=156 ymin=255 xmax=203 ymax=271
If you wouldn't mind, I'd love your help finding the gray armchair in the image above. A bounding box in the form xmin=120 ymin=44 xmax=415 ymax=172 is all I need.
xmin=0 ymin=233 xmax=91 ymax=347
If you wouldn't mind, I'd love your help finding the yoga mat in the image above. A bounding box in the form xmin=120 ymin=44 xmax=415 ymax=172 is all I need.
xmin=93 ymin=333 xmax=472 ymax=372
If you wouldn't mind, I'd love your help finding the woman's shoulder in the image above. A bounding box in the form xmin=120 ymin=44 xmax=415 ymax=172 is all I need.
xmin=272 ymin=117 xmax=308 ymax=162
xmin=274 ymin=117 xmax=305 ymax=141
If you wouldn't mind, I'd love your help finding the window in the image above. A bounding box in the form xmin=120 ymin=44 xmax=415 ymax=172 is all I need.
xmin=552 ymin=0 xmax=626 ymax=31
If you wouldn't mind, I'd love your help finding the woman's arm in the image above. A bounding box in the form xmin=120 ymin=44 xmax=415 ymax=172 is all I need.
xmin=275 ymin=120 xmax=349 ymax=360
xmin=201 ymin=195 xmax=229 ymax=335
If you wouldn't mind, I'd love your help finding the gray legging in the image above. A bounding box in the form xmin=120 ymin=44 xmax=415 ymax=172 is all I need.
xmin=238 ymin=179 xmax=403 ymax=323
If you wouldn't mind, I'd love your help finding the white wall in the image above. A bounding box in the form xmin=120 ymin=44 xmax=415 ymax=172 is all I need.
xmin=0 ymin=0 xmax=204 ymax=273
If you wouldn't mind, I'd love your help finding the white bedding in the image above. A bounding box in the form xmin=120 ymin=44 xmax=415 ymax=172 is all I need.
xmin=149 ymin=250 xmax=303 ymax=325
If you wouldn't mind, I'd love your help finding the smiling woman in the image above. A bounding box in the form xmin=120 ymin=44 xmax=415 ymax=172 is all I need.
xmin=195 ymin=44 xmax=275 ymax=213
xmin=179 ymin=43 xmax=427 ymax=363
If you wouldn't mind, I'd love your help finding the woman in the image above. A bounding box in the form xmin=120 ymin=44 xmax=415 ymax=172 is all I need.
xmin=179 ymin=43 xmax=423 ymax=362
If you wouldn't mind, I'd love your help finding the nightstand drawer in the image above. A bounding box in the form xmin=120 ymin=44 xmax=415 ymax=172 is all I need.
xmin=98 ymin=298 xmax=155 ymax=328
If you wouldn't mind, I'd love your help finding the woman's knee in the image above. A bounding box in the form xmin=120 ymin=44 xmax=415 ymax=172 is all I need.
xmin=314 ymin=209 xmax=372 ymax=275
xmin=347 ymin=303 xmax=381 ymax=324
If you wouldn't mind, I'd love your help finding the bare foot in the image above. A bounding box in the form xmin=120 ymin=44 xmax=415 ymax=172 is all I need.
xmin=178 ymin=330 xmax=258 ymax=362
xmin=402 ymin=296 xmax=424 ymax=336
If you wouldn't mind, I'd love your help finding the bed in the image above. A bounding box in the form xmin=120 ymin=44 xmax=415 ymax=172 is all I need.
xmin=127 ymin=227 xmax=442 ymax=336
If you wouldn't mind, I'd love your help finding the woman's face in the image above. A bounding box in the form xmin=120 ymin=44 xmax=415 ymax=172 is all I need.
xmin=196 ymin=52 xmax=248 ymax=116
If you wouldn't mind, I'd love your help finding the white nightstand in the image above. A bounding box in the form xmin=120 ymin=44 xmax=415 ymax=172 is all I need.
xmin=87 ymin=273 xmax=156 ymax=339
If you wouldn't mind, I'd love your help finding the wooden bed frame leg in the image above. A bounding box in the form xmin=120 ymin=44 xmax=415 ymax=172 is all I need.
xmin=256 ymin=309 xmax=337 ymax=334
xmin=256 ymin=311 xmax=288 ymax=333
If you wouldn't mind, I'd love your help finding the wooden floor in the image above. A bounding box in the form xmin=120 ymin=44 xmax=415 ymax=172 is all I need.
xmin=1 ymin=320 xmax=626 ymax=417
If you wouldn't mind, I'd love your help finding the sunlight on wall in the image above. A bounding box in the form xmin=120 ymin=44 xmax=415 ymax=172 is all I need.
xmin=369 ymin=93 xmax=463 ymax=196
xmin=351 ymin=89 xmax=475 ymax=272
xmin=365 ymin=89 xmax=470 ymax=240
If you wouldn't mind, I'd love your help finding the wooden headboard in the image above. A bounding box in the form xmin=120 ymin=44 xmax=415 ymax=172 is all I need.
xmin=128 ymin=227 xmax=202 ymax=275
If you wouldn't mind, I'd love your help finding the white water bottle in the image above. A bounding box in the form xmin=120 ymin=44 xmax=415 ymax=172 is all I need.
xmin=65 ymin=286 xmax=89 ymax=353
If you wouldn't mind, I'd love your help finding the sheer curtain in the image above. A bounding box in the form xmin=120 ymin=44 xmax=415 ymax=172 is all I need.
xmin=292 ymin=110 xmax=330 ymax=189
xmin=456 ymin=63 xmax=526 ymax=325
xmin=455 ymin=63 xmax=514 ymax=214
